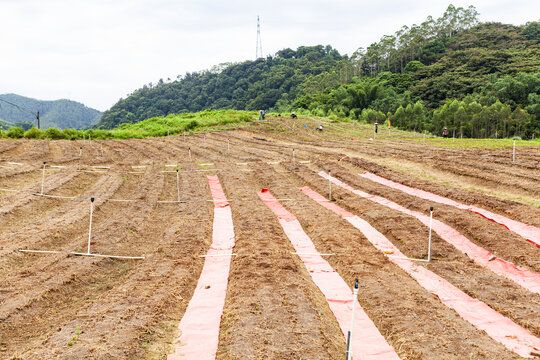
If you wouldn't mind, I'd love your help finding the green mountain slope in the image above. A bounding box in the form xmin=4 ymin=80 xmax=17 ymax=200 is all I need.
xmin=0 ymin=94 xmax=102 ymax=129
xmin=96 ymin=45 xmax=344 ymax=129
xmin=95 ymin=5 xmax=539 ymax=138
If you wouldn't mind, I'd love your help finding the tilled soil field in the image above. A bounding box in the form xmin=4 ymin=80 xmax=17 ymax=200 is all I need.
xmin=0 ymin=116 xmax=539 ymax=359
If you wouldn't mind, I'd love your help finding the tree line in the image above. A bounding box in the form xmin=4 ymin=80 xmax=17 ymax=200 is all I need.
xmin=95 ymin=5 xmax=540 ymax=139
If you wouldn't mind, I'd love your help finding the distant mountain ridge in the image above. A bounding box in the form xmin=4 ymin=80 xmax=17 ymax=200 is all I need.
xmin=0 ymin=94 xmax=102 ymax=129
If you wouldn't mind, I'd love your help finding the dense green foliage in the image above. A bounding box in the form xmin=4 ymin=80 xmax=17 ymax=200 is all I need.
xmin=0 ymin=94 xmax=102 ymax=129
xmin=96 ymin=45 xmax=344 ymax=128
xmin=0 ymin=110 xmax=255 ymax=140
xmin=295 ymin=12 xmax=540 ymax=138
xmin=94 ymin=5 xmax=539 ymax=138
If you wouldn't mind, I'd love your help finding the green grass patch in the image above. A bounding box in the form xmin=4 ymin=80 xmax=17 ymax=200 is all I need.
xmin=0 ymin=110 xmax=257 ymax=140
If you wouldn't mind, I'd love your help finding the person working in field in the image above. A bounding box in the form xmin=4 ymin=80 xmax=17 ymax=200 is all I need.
xmin=316 ymin=124 xmax=323 ymax=131
xmin=443 ymin=127 xmax=448 ymax=138
xmin=375 ymin=122 xmax=378 ymax=133
xmin=291 ymin=112 xmax=297 ymax=119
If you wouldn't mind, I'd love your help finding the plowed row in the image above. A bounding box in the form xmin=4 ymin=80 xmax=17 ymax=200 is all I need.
xmin=0 ymin=118 xmax=538 ymax=360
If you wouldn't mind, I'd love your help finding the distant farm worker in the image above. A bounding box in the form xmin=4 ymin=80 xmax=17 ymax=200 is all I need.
xmin=291 ymin=112 xmax=298 ymax=119
xmin=316 ymin=124 xmax=323 ymax=131
xmin=443 ymin=127 xmax=448 ymax=138
xmin=375 ymin=122 xmax=378 ymax=134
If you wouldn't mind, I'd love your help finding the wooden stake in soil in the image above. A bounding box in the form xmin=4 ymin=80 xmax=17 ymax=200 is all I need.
xmin=176 ymin=169 xmax=181 ymax=202
xmin=328 ymin=169 xmax=332 ymax=201
xmin=227 ymin=138 xmax=230 ymax=153
xmin=346 ymin=278 xmax=359 ymax=360
xmin=188 ymin=147 xmax=192 ymax=161
xmin=40 ymin=161 xmax=46 ymax=195
xmin=87 ymin=197 xmax=94 ymax=254
xmin=292 ymin=148 xmax=295 ymax=170
xmin=513 ymin=139 xmax=516 ymax=163
xmin=428 ymin=206 xmax=433 ymax=262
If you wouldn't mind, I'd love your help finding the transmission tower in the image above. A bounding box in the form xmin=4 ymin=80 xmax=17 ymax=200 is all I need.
xmin=256 ymin=15 xmax=263 ymax=59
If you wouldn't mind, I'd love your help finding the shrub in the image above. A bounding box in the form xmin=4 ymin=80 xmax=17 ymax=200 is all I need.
xmin=62 ymin=129 xmax=79 ymax=140
xmin=7 ymin=127 xmax=25 ymax=138
xmin=44 ymin=127 xmax=65 ymax=140
xmin=24 ymin=127 xmax=43 ymax=139
xmin=183 ymin=120 xmax=199 ymax=131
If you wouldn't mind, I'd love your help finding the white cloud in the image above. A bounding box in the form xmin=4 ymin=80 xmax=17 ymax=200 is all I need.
xmin=0 ymin=0 xmax=538 ymax=111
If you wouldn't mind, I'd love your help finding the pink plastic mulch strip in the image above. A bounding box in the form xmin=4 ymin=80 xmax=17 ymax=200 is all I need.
xmin=319 ymin=171 xmax=540 ymax=295
xmin=258 ymin=189 xmax=400 ymax=360
xmin=300 ymin=186 xmax=540 ymax=358
xmin=360 ymin=171 xmax=540 ymax=247
xmin=168 ymin=176 xmax=235 ymax=360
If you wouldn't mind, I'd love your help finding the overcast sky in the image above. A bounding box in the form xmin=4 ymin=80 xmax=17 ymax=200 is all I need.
xmin=0 ymin=0 xmax=538 ymax=112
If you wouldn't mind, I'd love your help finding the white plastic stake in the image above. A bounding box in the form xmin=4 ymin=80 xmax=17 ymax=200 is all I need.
xmin=79 ymin=146 xmax=82 ymax=157
xmin=227 ymin=138 xmax=230 ymax=153
xmin=292 ymin=148 xmax=295 ymax=170
xmin=188 ymin=147 xmax=192 ymax=161
xmin=346 ymin=278 xmax=359 ymax=360
xmin=87 ymin=197 xmax=95 ymax=254
xmin=428 ymin=206 xmax=433 ymax=262
xmin=513 ymin=139 xmax=516 ymax=163
xmin=453 ymin=130 xmax=455 ymax=142
xmin=176 ymin=169 xmax=180 ymax=202
xmin=83 ymin=133 xmax=85 ymax=141
xmin=328 ymin=169 xmax=332 ymax=201
xmin=40 ymin=161 xmax=46 ymax=195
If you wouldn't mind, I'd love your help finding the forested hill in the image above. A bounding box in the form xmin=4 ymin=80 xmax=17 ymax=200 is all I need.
xmin=96 ymin=4 xmax=539 ymax=138
xmin=0 ymin=94 xmax=102 ymax=130
xmin=96 ymin=45 xmax=344 ymax=128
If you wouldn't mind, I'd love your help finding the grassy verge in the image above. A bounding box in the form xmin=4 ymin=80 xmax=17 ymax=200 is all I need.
xmin=0 ymin=110 xmax=257 ymax=140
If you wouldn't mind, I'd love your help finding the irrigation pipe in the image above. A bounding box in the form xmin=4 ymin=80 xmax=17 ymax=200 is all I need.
xmin=32 ymin=193 xmax=77 ymax=200
xmin=346 ymin=278 xmax=359 ymax=360
xmin=70 ymin=252 xmax=144 ymax=259
xmin=40 ymin=161 xmax=46 ymax=195
xmin=87 ymin=197 xmax=94 ymax=253
xmin=0 ymin=188 xmax=21 ymax=192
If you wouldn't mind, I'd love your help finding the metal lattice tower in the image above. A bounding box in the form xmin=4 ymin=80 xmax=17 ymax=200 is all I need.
xmin=256 ymin=15 xmax=263 ymax=59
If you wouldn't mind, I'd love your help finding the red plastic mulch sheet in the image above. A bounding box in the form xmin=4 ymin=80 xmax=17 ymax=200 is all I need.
xmin=168 ymin=176 xmax=235 ymax=360
xmin=320 ymin=171 xmax=540 ymax=295
xmin=360 ymin=171 xmax=540 ymax=247
xmin=258 ymin=189 xmax=400 ymax=360
xmin=300 ymin=186 xmax=540 ymax=358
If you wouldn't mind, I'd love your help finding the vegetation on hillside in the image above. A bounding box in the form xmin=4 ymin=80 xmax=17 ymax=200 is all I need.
xmin=95 ymin=5 xmax=539 ymax=139
xmin=0 ymin=110 xmax=256 ymax=140
xmin=0 ymin=94 xmax=102 ymax=129
xmin=97 ymin=46 xmax=344 ymax=129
